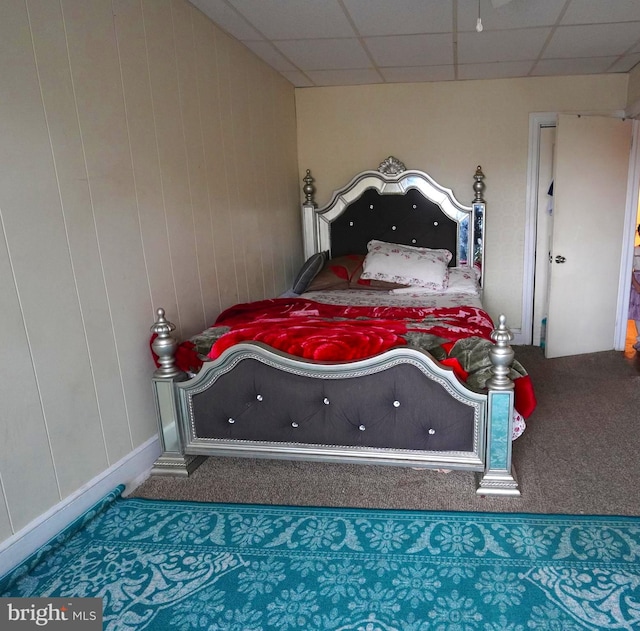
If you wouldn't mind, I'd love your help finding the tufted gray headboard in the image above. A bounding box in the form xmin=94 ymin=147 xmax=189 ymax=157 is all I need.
xmin=301 ymin=156 xmax=486 ymax=285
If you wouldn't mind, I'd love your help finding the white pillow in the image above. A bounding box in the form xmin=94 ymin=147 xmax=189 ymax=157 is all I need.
xmin=361 ymin=240 xmax=452 ymax=290
xmin=446 ymin=266 xmax=480 ymax=294
xmin=390 ymin=266 xmax=480 ymax=295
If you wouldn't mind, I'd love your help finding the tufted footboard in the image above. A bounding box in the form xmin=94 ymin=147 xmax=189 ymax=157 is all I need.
xmin=183 ymin=345 xmax=484 ymax=468
xmin=150 ymin=311 xmax=520 ymax=496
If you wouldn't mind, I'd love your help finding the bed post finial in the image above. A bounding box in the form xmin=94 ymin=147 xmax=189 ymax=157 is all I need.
xmin=473 ymin=165 xmax=485 ymax=203
xmin=378 ymin=156 xmax=406 ymax=175
xmin=150 ymin=308 xmax=185 ymax=380
xmin=488 ymin=314 xmax=515 ymax=390
xmin=303 ymin=169 xmax=316 ymax=207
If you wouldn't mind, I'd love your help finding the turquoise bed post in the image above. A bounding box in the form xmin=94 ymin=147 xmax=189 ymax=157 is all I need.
xmin=476 ymin=314 xmax=520 ymax=496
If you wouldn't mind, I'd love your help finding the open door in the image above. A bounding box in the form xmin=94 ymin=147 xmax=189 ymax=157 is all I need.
xmin=545 ymin=114 xmax=632 ymax=358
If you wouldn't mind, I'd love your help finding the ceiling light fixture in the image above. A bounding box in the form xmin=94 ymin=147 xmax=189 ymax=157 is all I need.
xmin=476 ymin=0 xmax=483 ymax=32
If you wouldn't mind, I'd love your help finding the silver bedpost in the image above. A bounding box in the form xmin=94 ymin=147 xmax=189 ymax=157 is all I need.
xmin=151 ymin=308 xmax=184 ymax=380
xmin=473 ymin=165 xmax=485 ymax=204
xmin=302 ymin=169 xmax=318 ymax=260
xmin=472 ymin=166 xmax=486 ymax=288
xmin=150 ymin=308 xmax=204 ymax=477
xmin=476 ymin=314 xmax=520 ymax=496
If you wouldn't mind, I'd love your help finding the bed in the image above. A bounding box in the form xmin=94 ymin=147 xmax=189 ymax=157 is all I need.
xmin=149 ymin=157 xmax=535 ymax=496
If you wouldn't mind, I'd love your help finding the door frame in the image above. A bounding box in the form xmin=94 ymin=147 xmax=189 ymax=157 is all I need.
xmin=521 ymin=112 xmax=557 ymax=346
xmin=614 ymin=118 xmax=640 ymax=349
xmin=522 ymin=112 xmax=640 ymax=350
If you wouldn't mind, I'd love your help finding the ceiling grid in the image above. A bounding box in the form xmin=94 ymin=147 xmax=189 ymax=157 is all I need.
xmin=189 ymin=0 xmax=640 ymax=87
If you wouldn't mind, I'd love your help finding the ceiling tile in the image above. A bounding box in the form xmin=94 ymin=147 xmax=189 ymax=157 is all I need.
xmin=365 ymin=34 xmax=453 ymax=67
xmin=274 ymin=38 xmax=372 ymax=71
xmin=458 ymin=28 xmax=550 ymax=64
xmin=457 ymin=61 xmax=535 ymax=80
xmin=532 ymin=56 xmax=620 ymax=76
xmin=543 ymin=23 xmax=640 ymax=59
xmin=562 ymin=0 xmax=640 ymax=24
xmin=305 ymin=68 xmax=385 ymax=86
xmin=226 ymin=0 xmax=356 ymax=39
xmin=242 ymin=41 xmax=299 ymax=72
xmin=457 ymin=0 xmax=564 ymax=31
xmin=190 ymin=0 xmax=263 ymax=40
xmin=380 ymin=65 xmax=455 ymax=83
xmin=344 ymin=0 xmax=453 ymax=36
xmin=188 ymin=0 xmax=640 ymax=87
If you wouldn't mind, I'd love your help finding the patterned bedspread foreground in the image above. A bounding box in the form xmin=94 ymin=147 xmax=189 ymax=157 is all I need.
xmin=164 ymin=298 xmax=537 ymax=419
xmin=2 ymin=488 xmax=639 ymax=631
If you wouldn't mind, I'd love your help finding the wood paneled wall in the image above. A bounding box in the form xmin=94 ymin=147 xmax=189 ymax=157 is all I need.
xmin=0 ymin=0 xmax=299 ymax=540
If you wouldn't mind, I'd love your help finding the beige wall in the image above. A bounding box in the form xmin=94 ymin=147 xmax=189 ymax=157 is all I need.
xmin=296 ymin=75 xmax=628 ymax=326
xmin=0 ymin=0 xmax=299 ymax=542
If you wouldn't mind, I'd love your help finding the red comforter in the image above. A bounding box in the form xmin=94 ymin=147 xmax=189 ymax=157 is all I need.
xmin=159 ymin=298 xmax=536 ymax=418
xmin=209 ymin=298 xmax=494 ymax=360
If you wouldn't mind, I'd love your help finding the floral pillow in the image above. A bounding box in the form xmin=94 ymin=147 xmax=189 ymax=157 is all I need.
xmin=350 ymin=257 xmax=408 ymax=290
xmin=390 ymin=266 xmax=480 ymax=295
xmin=444 ymin=266 xmax=480 ymax=294
xmin=360 ymin=240 xmax=452 ymax=290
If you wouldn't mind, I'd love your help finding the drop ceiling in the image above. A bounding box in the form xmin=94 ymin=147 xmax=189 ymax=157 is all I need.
xmin=189 ymin=0 xmax=640 ymax=87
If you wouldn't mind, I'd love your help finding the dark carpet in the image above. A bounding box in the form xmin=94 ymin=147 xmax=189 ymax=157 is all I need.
xmin=132 ymin=346 xmax=640 ymax=516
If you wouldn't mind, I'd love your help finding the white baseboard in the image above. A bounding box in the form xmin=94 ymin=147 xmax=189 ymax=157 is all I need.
xmin=0 ymin=435 xmax=161 ymax=579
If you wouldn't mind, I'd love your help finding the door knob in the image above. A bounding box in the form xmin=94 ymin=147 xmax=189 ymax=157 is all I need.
xmin=554 ymin=255 xmax=566 ymax=264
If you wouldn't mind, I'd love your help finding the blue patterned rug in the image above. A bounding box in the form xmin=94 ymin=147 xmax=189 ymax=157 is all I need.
xmin=2 ymin=486 xmax=640 ymax=630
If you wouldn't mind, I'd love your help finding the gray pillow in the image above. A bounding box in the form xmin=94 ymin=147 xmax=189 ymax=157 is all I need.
xmin=292 ymin=251 xmax=328 ymax=294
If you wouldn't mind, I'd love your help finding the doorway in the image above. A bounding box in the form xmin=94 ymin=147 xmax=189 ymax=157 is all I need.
xmin=531 ymin=125 xmax=555 ymax=348
xmin=523 ymin=114 xmax=640 ymax=355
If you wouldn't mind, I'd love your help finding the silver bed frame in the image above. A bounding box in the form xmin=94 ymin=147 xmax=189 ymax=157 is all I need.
xmin=149 ymin=158 xmax=520 ymax=496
